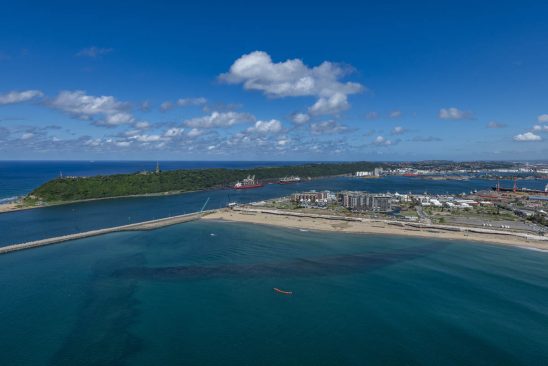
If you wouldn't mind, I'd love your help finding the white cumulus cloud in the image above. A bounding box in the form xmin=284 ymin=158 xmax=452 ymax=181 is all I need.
xmin=291 ymin=113 xmax=310 ymax=125
xmin=50 ymin=90 xmax=134 ymax=126
xmin=372 ymin=136 xmax=393 ymax=146
xmin=277 ymin=138 xmax=290 ymax=146
xmin=130 ymin=134 xmax=162 ymax=142
xmin=184 ymin=111 xmax=255 ymax=128
xmin=308 ymin=93 xmax=349 ymax=115
xmin=391 ymin=126 xmax=406 ymax=135
xmin=532 ymin=125 xmax=548 ymax=132
xmin=513 ymin=132 xmax=542 ymax=142
xmin=164 ymin=127 xmax=184 ymax=137
xmin=220 ymin=51 xmax=363 ymax=115
xmin=187 ymin=128 xmax=204 ymax=138
xmin=246 ymin=119 xmax=283 ymax=134
xmin=134 ymin=121 xmax=150 ymax=130
xmin=0 ymin=90 xmax=44 ymax=105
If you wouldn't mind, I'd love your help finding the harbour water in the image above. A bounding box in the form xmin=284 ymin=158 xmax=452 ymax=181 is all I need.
xmin=0 ymin=221 xmax=547 ymax=365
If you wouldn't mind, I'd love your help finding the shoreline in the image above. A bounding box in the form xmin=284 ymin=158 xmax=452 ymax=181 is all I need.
xmin=1 ymin=207 xmax=547 ymax=255
xmin=203 ymin=208 xmax=548 ymax=251
xmin=0 ymin=188 xmax=207 ymax=214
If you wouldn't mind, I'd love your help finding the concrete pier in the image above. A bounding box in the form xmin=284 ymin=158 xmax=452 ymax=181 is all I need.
xmin=0 ymin=210 xmax=215 ymax=255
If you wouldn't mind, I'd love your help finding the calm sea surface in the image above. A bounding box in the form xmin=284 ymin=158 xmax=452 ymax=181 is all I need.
xmin=0 ymin=221 xmax=546 ymax=365
xmin=1 ymin=161 xmax=547 ymax=246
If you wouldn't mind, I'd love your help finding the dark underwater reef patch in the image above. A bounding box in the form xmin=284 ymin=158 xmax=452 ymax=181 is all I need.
xmin=115 ymin=243 xmax=449 ymax=281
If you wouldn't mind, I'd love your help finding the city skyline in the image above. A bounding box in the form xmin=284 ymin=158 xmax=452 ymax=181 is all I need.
xmin=1 ymin=1 xmax=548 ymax=160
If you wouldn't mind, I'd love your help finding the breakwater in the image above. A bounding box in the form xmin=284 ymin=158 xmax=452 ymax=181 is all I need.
xmin=0 ymin=210 xmax=215 ymax=255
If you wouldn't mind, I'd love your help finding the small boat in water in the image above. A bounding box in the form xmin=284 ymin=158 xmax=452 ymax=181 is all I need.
xmin=273 ymin=288 xmax=293 ymax=295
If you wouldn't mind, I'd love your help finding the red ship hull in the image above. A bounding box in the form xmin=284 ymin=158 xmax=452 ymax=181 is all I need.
xmin=233 ymin=184 xmax=264 ymax=190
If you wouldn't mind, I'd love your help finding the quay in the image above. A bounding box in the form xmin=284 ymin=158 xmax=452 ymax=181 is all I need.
xmin=0 ymin=210 xmax=216 ymax=255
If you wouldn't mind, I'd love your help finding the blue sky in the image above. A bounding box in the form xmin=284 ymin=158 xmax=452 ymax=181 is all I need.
xmin=1 ymin=0 xmax=547 ymax=160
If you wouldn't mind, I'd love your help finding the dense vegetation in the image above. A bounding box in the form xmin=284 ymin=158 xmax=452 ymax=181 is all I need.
xmin=29 ymin=162 xmax=382 ymax=202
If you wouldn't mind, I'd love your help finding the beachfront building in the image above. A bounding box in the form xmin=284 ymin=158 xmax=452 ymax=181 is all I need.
xmin=339 ymin=191 xmax=392 ymax=212
xmin=291 ymin=191 xmax=329 ymax=204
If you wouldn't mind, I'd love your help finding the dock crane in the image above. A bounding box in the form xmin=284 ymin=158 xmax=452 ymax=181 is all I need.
xmin=200 ymin=197 xmax=210 ymax=213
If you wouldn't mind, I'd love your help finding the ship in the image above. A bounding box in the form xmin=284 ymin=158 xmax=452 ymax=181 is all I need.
xmin=491 ymin=180 xmax=548 ymax=195
xmin=233 ymin=175 xmax=264 ymax=190
xmin=279 ymin=176 xmax=301 ymax=184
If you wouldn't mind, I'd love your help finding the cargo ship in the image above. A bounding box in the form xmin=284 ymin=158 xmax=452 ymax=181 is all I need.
xmin=233 ymin=175 xmax=264 ymax=190
xmin=279 ymin=176 xmax=301 ymax=184
xmin=491 ymin=181 xmax=548 ymax=195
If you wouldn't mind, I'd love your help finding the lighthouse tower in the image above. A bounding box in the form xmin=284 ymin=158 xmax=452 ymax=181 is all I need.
xmin=155 ymin=161 xmax=161 ymax=174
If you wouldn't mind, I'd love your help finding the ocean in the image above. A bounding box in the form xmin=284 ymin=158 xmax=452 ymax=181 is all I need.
xmin=0 ymin=221 xmax=546 ymax=365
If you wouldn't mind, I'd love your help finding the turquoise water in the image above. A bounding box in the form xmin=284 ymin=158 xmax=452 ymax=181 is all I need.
xmin=1 ymin=221 xmax=547 ymax=365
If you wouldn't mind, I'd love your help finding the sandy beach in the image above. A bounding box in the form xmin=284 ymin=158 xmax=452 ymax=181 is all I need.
xmin=0 ymin=203 xmax=22 ymax=213
xmin=204 ymin=208 xmax=548 ymax=251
